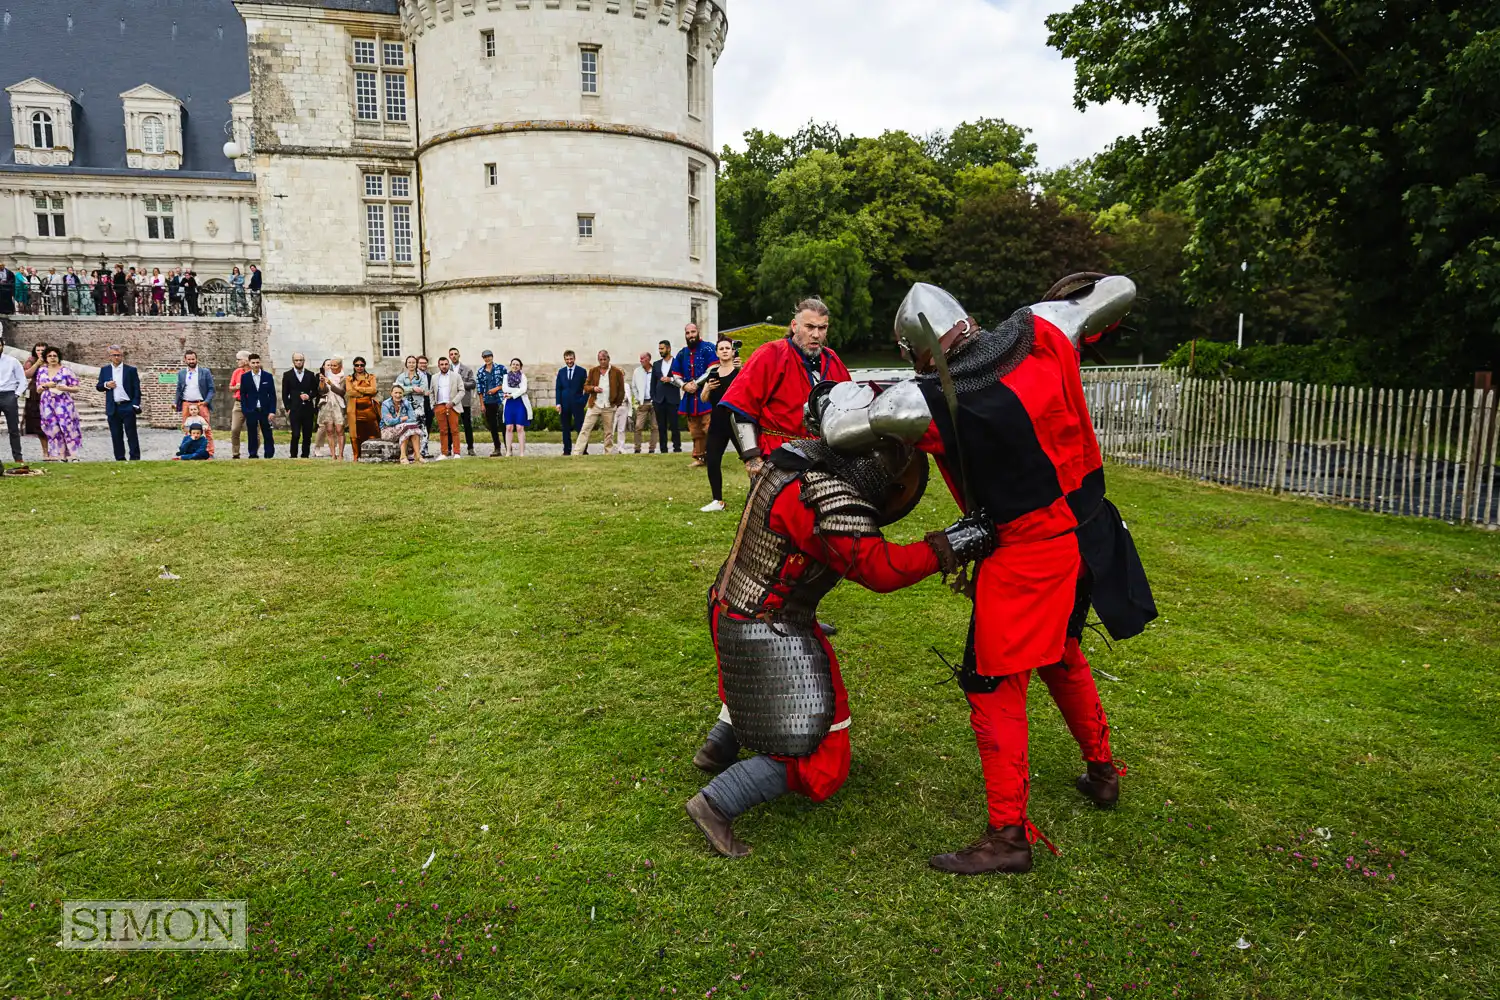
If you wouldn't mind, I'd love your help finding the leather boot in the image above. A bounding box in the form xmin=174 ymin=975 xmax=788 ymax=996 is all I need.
xmin=929 ymin=825 xmax=1032 ymax=875
xmin=686 ymin=793 xmax=751 ymax=858
xmin=692 ymin=738 xmax=738 ymax=775
xmin=1076 ymin=761 xmax=1120 ymax=809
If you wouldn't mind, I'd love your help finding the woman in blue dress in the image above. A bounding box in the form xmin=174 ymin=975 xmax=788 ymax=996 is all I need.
xmin=502 ymin=358 xmax=532 ymax=457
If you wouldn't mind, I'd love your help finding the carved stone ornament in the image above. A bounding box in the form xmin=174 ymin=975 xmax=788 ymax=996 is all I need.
xmin=98 ymin=218 xmax=112 ymax=236
xmin=205 ymin=219 xmax=219 ymax=237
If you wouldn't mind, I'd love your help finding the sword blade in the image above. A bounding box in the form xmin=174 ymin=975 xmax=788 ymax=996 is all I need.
xmin=918 ymin=312 xmax=976 ymax=513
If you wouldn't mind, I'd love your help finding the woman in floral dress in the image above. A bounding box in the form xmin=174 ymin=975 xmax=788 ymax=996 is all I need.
xmin=35 ymin=347 xmax=83 ymax=461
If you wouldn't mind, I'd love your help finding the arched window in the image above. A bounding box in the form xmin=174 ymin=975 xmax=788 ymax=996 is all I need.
xmin=31 ymin=111 xmax=54 ymax=149
xmin=142 ymin=115 xmax=166 ymax=155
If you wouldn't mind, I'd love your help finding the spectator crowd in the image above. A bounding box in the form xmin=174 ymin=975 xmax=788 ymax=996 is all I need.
xmin=0 ymin=261 xmax=262 ymax=317
xmin=0 ymin=301 xmax=838 ymax=514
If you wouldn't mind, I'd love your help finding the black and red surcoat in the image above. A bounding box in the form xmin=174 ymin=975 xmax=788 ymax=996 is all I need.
xmin=917 ymin=307 xmax=1157 ymax=679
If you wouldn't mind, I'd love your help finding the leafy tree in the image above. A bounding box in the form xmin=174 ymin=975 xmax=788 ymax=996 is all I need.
xmin=755 ymin=233 xmax=873 ymax=347
xmin=758 ymin=149 xmax=851 ymax=247
xmin=1048 ymin=0 xmax=1500 ymax=385
xmin=932 ymin=190 xmax=1110 ymax=328
xmin=953 ymin=163 xmax=1027 ymax=203
xmin=842 ymin=132 xmax=956 ymax=346
xmin=1033 ymin=158 xmax=1108 ymax=214
xmin=929 ymin=118 xmax=1038 ymax=173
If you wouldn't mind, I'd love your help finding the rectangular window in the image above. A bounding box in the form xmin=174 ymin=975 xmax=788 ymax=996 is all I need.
xmin=577 ymin=213 xmax=594 ymax=240
xmin=688 ymin=163 xmax=703 ymax=259
xmin=354 ymin=39 xmax=377 ymax=65
xmin=383 ymin=41 xmax=404 ymax=67
xmin=485 ymin=163 xmax=497 ymax=187
xmin=36 ymin=196 xmax=65 ymax=238
xmin=392 ymin=204 xmax=412 ymax=263
xmin=378 ymin=310 xmax=402 ymax=358
xmin=355 ymin=71 xmax=379 ymax=120
xmin=687 ymin=53 xmax=702 ymax=118
xmin=384 ymin=73 xmax=408 ymax=123
xmin=490 ymin=302 xmax=503 ymax=329
xmin=580 ymin=47 xmax=599 ymax=94
xmin=364 ymin=171 xmax=413 ymax=269
xmin=366 ymin=204 xmax=387 ymax=262
xmin=144 ymin=196 xmax=177 ymax=241
xmin=482 ymin=30 xmax=496 ymax=58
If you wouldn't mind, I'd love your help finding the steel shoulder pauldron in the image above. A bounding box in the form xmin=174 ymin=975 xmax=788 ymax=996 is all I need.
xmin=818 ymin=379 xmax=932 ymax=453
xmin=800 ymin=469 xmax=882 ymax=537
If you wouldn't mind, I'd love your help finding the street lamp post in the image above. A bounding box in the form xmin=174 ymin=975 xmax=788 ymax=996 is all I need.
xmin=1236 ymin=260 xmax=1247 ymax=349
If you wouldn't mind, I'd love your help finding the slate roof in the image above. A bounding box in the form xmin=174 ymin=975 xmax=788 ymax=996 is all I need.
xmin=251 ymin=0 xmax=399 ymax=11
xmin=0 ymin=0 xmax=251 ymax=175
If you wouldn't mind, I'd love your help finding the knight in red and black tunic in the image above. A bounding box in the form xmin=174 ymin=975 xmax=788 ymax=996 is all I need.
xmin=899 ymin=280 xmax=1157 ymax=874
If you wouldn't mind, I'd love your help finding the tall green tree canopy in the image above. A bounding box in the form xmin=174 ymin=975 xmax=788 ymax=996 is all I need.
xmin=1048 ymin=0 xmax=1500 ymax=384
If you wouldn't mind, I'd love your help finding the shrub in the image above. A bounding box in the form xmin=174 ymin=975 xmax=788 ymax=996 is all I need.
xmin=1164 ymin=339 xmax=1365 ymax=385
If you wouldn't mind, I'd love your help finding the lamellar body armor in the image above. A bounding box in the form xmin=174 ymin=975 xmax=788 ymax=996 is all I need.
xmin=713 ymin=452 xmax=882 ymax=757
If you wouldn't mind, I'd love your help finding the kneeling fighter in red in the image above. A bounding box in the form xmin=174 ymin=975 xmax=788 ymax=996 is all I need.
xmin=686 ymin=383 xmax=995 ymax=857
xmin=890 ymin=276 xmax=1159 ymax=875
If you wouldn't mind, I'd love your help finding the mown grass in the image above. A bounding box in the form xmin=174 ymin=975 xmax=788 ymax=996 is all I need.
xmin=0 ymin=458 xmax=1496 ymax=999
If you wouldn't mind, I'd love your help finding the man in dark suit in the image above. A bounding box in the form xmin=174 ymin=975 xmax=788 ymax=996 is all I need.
xmin=651 ymin=339 xmax=682 ymax=454
xmin=553 ymin=349 xmax=588 ymax=456
xmin=96 ymin=345 xmax=142 ymax=461
xmin=239 ymin=353 xmax=277 ymax=458
xmin=281 ymin=352 xmax=319 ymax=458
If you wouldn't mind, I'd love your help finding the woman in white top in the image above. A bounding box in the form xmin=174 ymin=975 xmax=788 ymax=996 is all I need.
xmin=502 ymin=358 xmax=532 ymax=457
xmin=319 ymin=357 xmax=349 ymax=461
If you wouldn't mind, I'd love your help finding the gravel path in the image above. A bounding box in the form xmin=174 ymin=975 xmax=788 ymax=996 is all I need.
xmin=4 ymin=428 xmax=687 ymax=464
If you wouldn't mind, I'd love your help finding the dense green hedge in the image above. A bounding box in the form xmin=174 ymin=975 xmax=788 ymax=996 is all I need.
xmin=1163 ymin=339 xmax=1366 ymax=386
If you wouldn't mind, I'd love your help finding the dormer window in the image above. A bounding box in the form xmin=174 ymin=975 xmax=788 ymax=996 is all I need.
xmin=31 ymin=112 xmax=54 ymax=149
xmin=6 ymin=78 xmax=75 ymax=165
xmin=120 ymin=84 xmax=184 ymax=170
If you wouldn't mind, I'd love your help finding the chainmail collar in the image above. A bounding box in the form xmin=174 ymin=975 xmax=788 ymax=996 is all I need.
xmin=919 ymin=307 xmax=1034 ymax=395
xmin=781 ymin=439 xmax=898 ymax=509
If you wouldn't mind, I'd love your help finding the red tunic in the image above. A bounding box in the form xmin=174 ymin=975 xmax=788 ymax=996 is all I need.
xmin=719 ymin=337 xmax=850 ymax=454
xmin=712 ymin=475 xmax=939 ymax=799
xmin=918 ymin=314 xmax=1103 ymax=677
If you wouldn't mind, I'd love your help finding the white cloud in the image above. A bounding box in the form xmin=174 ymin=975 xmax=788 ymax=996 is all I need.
xmin=712 ymin=0 xmax=1155 ymax=168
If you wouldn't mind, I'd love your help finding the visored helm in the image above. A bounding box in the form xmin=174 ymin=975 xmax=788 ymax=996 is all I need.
xmin=894 ymin=283 xmax=979 ymax=373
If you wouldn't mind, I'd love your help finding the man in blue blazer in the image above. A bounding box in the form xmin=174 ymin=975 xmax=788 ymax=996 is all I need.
xmin=174 ymin=349 xmax=216 ymax=458
xmin=554 ymin=349 xmax=589 ymax=456
xmin=238 ymin=353 xmax=277 ymax=458
xmin=96 ymin=345 xmax=142 ymax=461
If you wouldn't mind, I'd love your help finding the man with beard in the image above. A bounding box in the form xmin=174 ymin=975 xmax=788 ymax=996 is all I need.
xmin=685 ymin=381 xmax=997 ymax=858
xmin=720 ymin=298 xmax=852 ymax=478
xmin=879 ymin=276 xmax=1157 ymax=875
xmin=669 ymin=322 xmax=720 ymax=467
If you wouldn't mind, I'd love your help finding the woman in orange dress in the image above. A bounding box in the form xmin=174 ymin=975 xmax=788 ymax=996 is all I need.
xmin=345 ymin=357 xmax=380 ymax=457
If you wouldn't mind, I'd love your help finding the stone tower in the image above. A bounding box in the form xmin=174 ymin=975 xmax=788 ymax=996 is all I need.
xmin=402 ymin=0 xmax=728 ymax=367
xmin=237 ymin=0 xmax=725 ymax=380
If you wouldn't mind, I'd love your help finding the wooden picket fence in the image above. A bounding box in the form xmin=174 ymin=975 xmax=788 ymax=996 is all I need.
xmin=1079 ymin=370 xmax=1500 ymax=528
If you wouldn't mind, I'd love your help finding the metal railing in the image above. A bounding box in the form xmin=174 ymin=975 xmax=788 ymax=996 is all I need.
xmin=7 ymin=286 xmax=262 ymax=319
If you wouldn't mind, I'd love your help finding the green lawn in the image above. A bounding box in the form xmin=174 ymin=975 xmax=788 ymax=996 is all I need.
xmin=0 ymin=458 xmax=1496 ymax=999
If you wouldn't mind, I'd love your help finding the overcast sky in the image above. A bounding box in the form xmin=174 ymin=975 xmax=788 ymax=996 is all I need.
xmin=712 ymin=0 xmax=1155 ymax=169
